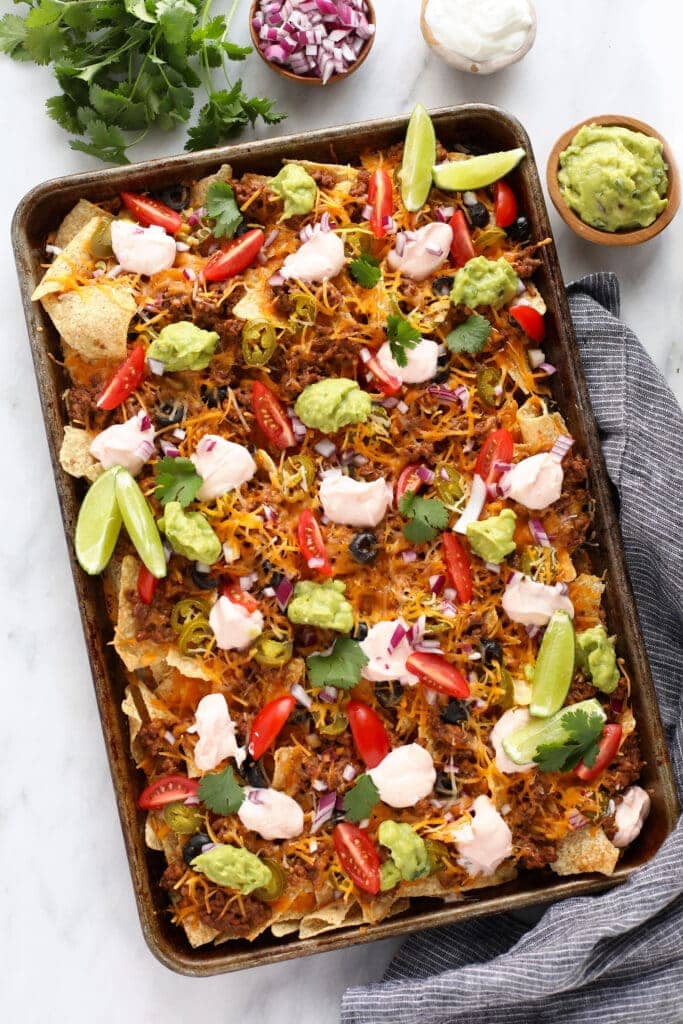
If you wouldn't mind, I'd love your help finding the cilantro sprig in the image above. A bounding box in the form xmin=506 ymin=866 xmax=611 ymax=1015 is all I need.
xmin=342 ymin=774 xmax=380 ymax=823
xmin=306 ymin=638 xmax=369 ymax=691
xmin=205 ymin=180 xmax=242 ymax=239
xmin=197 ymin=765 xmax=245 ymax=815
xmin=349 ymin=252 xmax=382 ymax=289
xmin=534 ymin=709 xmax=605 ymax=773
xmin=387 ymin=313 xmax=421 ymax=368
xmin=446 ymin=314 xmax=492 ymax=354
xmin=399 ymin=491 xmax=449 ymax=544
xmin=154 ymin=457 xmax=203 ymax=507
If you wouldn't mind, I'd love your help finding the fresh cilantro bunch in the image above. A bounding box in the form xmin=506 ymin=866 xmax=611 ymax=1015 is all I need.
xmin=446 ymin=313 xmax=492 ymax=354
xmin=198 ymin=764 xmax=245 ymax=814
xmin=342 ymin=773 xmax=379 ymax=823
xmin=0 ymin=0 xmax=285 ymax=164
xmin=154 ymin=457 xmax=203 ymax=506
xmin=534 ymin=709 xmax=605 ymax=772
xmin=387 ymin=313 xmax=421 ymax=368
xmin=399 ymin=491 xmax=449 ymax=544
xmin=306 ymin=638 xmax=369 ymax=690
xmin=349 ymin=252 xmax=381 ymax=289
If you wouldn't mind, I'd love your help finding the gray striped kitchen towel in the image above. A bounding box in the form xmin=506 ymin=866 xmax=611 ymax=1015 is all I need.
xmin=341 ymin=274 xmax=683 ymax=1024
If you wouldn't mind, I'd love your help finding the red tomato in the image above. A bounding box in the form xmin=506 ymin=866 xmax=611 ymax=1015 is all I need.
xmin=442 ymin=533 xmax=473 ymax=603
xmin=203 ymin=229 xmax=265 ymax=283
xmin=368 ymin=168 xmax=393 ymax=239
xmin=396 ymin=464 xmax=428 ymax=504
xmin=297 ymin=508 xmax=333 ymax=577
xmin=137 ymin=564 xmax=158 ymax=605
xmin=475 ymin=428 xmax=514 ymax=488
xmin=575 ymin=724 xmax=623 ymax=782
xmin=96 ymin=343 xmax=146 ymax=410
xmin=361 ymin=351 xmax=402 ymax=397
xmin=509 ymin=304 xmax=546 ymax=343
xmin=138 ymin=774 xmax=198 ymax=810
xmin=121 ymin=192 xmax=182 ymax=234
xmin=347 ymin=700 xmax=391 ymax=769
xmin=248 ymin=695 xmax=296 ymax=760
xmin=252 ymin=381 xmax=296 ymax=450
xmin=333 ymin=822 xmax=381 ymax=895
xmin=449 ymin=209 xmax=476 ymax=268
xmin=405 ymin=652 xmax=470 ymax=698
xmin=494 ymin=181 xmax=518 ymax=228
xmin=221 ymin=582 xmax=260 ymax=614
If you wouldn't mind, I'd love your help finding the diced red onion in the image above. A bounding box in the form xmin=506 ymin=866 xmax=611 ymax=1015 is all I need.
xmin=134 ymin=439 xmax=155 ymax=461
xmin=415 ymin=465 xmax=434 ymax=484
xmin=427 ymin=384 xmax=469 ymax=410
xmin=383 ymin=215 xmax=396 ymax=232
xmin=381 ymin=395 xmax=399 ymax=409
xmin=312 ymin=779 xmax=328 ymax=792
xmin=308 ymin=556 xmax=325 ymax=569
xmin=569 ymin=811 xmax=588 ymax=831
xmin=289 ymin=413 xmax=307 ymax=439
xmin=484 ymin=562 xmax=501 ymax=574
xmin=200 ymin=841 xmax=217 ymax=852
xmin=467 ymin=651 xmax=482 ymax=660
xmin=290 ymin=682 xmax=312 ymax=709
xmin=319 ymin=685 xmax=338 ymax=703
xmin=396 ymin=400 xmax=409 ymax=414
xmin=353 ymin=454 xmax=368 ymax=466
xmin=160 ymin=440 xmax=180 ymax=457
xmin=342 ymin=763 xmax=357 ymax=783
xmin=539 ymin=362 xmax=557 ymax=375
xmin=435 ymin=206 xmax=455 ymax=222
xmin=402 ymin=549 xmax=417 ymax=564
xmin=429 ymin=573 xmax=446 ymax=594
xmin=362 ymin=204 xmax=373 ymax=220
xmin=262 ymin=586 xmax=275 ymax=598
xmin=275 ymin=577 xmax=294 ymax=610
xmin=148 ymin=358 xmax=165 ymax=376
xmin=528 ymin=348 xmax=545 ymax=369
xmin=268 ymin=271 xmax=285 ymax=287
xmin=163 ymin=542 xmax=173 ymax=563
xmin=239 ymin=572 xmax=258 ymax=591
xmin=106 ymin=264 xmax=122 ymax=278
xmin=263 ymin=229 xmax=279 ymax=250
xmin=175 ymin=240 xmax=190 ymax=252
xmin=454 ymin=474 xmax=487 ymax=534
xmin=462 ymin=191 xmax=478 ymax=206
xmin=182 ymin=267 xmax=196 ymax=281
xmin=425 ymin=244 xmax=444 ymax=257
xmin=610 ymin=696 xmax=624 ymax=714
xmin=311 ymin=790 xmax=337 ymax=832
xmin=387 ymin=622 xmax=407 ymax=652
xmin=394 ymin=232 xmax=406 ymax=258
xmin=262 ymin=504 xmax=277 ymax=523
xmin=299 ymin=223 xmax=315 ymax=242
xmin=550 ymin=434 xmax=575 ymax=460
xmin=195 ymin=561 xmax=211 ymax=574
xmin=172 ymin=427 xmax=186 ymax=441
xmin=529 ymin=517 xmax=551 ymax=548
xmin=526 ymin=624 xmax=540 ymax=638
xmin=314 ymin=439 xmax=336 ymax=458
xmin=187 ymin=213 xmax=200 ymax=227
xmin=440 ymin=600 xmax=457 ymax=618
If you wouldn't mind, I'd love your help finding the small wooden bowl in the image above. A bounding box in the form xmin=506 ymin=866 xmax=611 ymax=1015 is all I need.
xmin=249 ymin=0 xmax=376 ymax=86
xmin=547 ymin=114 xmax=680 ymax=246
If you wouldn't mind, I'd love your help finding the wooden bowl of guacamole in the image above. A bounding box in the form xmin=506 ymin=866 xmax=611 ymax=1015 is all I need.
xmin=547 ymin=114 xmax=679 ymax=245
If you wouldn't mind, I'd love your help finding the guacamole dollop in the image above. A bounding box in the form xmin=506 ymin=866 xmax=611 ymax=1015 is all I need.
xmin=450 ymin=256 xmax=519 ymax=310
xmin=270 ymin=164 xmax=317 ymax=219
xmin=466 ymin=509 xmax=517 ymax=564
xmin=191 ymin=845 xmax=272 ymax=894
xmin=558 ymin=124 xmax=668 ymax=232
xmin=379 ymin=859 xmax=402 ymax=891
xmin=295 ymin=378 xmax=372 ymax=433
xmin=147 ymin=321 xmax=219 ymax=371
xmin=576 ymin=624 xmax=619 ymax=694
xmin=378 ymin=821 xmax=430 ymax=882
xmin=287 ymin=579 xmax=354 ymax=632
xmin=157 ymin=501 xmax=222 ymax=564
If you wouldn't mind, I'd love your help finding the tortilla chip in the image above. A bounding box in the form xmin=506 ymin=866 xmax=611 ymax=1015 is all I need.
xmin=190 ymin=163 xmax=233 ymax=208
xmin=270 ymin=918 xmax=301 ymax=937
xmin=286 ymin=159 xmax=360 ymax=193
xmin=298 ymin=899 xmax=364 ymax=939
xmin=568 ymin=573 xmax=606 ymax=630
xmin=232 ymin=272 xmax=288 ymax=327
xmin=144 ymin=813 xmax=164 ymax=852
xmin=115 ymin=556 xmax=172 ymax=670
xmin=165 ymin=648 xmax=212 ymax=681
xmin=59 ymin=425 xmax=101 ymax=481
xmin=516 ymin=396 xmax=568 ymax=455
xmin=551 ymin=827 xmax=619 ymax=876
xmin=272 ymin=745 xmax=309 ymax=795
xmin=121 ymin=678 xmax=174 ymax=762
xmin=55 ymin=200 xmax=112 ymax=249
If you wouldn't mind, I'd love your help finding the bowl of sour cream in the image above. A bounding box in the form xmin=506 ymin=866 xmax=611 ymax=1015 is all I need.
xmin=420 ymin=0 xmax=537 ymax=75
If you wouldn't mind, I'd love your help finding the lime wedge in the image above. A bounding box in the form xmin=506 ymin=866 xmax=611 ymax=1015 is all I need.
xmin=74 ymin=467 xmax=123 ymax=575
xmin=529 ymin=610 xmax=575 ymax=718
xmin=432 ymin=148 xmax=526 ymax=192
xmin=115 ymin=469 xmax=167 ymax=578
xmin=399 ymin=103 xmax=436 ymax=212
xmin=502 ymin=698 xmax=606 ymax=766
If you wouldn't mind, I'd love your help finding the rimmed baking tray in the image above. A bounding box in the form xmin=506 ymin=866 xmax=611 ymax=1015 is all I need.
xmin=12 ymin=104 xmax=679 ymax=976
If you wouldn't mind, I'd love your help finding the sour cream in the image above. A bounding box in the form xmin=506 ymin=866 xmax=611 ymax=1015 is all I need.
xmin=90 ymin=410 xmax=154 ymax=476
xmin=190 ymin=434 xmax=256 ymax=502
xmin=453 ymin=795 xmax=512 ymax=876
xmin=188 ymin=693 xmax=245 ymax=771
xmin=502 ymin=575 xmax=574 ymax=627
xmin=209 ymin=595 xmax=264 ymax=651
xmin=387 ymin=222 xmax=453 ymax=282
xmin=360 ymin=619 xmax=420 ymax=686
xmin=376 ymin=337 xmax=440 ymax=385
xmin=319 ymin=470 xmax=391 ymax=528
xmin=489 ymin=708 xmax=535 ymax=774
xmin=369 ymin=744 xmax=436 ymax=808
xmin=423 ymin=0 xmax=535 ymax=66
xmin=237 ymin=787 xmax=304 ymax=841
xmin=280 ymin=228 xmax=345 ymax=283
xmin=111 ymin=220 xmax=176 ymax=276
xmin=501 ymin=453 xmax=564 ymax=510
xmin=612 ymin=786 xmax=651 ymax=849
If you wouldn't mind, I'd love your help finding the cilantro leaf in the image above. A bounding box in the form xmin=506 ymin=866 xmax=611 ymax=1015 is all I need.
xmin=534 ymin=709 xmax=605 ymax=773
xmin=198 ymin=765 xmax=245 ymax=815
xmin=387 ymin=313 xmax=421 ymax=368
xmin=446 ymin=314 xmax=492 ymax=354
xmin=342 ymin=774 xmax=380 ymax=824
xmin=349 ymin=252 xmax=381 ymax=289
xmin=307 ymin=638 xmax=369 ymax=691
xmin=70 ymin=117 xmax=130 ymax=164
xmin=399 ymin=492 xmax=449 ymax=544
xmin=154 ymin=457 xmax=203 ymax=507
xmin=0 ymin=14 xmax=28 ymax=59
xmin=46 ymin=94 xmax=82 ymax=134
xmin=206 ymin=180 xmax=242 ymax=239
xmin=186 ymin=83 xmax=285 ymax=152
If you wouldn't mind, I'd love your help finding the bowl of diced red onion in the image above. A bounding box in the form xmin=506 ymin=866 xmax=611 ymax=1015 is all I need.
xmin=250 ymin=0 xmax=376 ymax=86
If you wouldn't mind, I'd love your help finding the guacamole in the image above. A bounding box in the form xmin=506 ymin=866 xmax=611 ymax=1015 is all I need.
xmin=270 ymin=164 xmax=317 ymax=219
xmin=287 ymin=579 xmax=354 ymax=632
xmin=467 ymin=509 xmax=517 ymax=563
xmin=147 ymin=321 xmax=219 ymax=372
xmin=295 ymin=378 xmax=372 ymax=433
xmin=450 ymin=256 xmax=519 ymax=310
xmin=378 ymin=820 xmax=430 ymax=882
xmin=379 ymin=859 xmax=402 ymax=891
xmin=157 ymin=501 xmax=222 ymax=564
xmin=191 ymin=845 xmax=272 ymax=894
xmin=558 ymin=124 xmax=668 ymax=232
xmin=576 ymin=624 xmax=619 ymax=694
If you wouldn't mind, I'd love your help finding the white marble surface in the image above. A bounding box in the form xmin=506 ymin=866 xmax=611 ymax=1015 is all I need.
xmin=1 ymin=1 xmax=681 ymax=1020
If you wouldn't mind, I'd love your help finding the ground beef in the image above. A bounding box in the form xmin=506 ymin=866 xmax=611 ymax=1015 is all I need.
xmin=601 ymin=733 xmax=643 ymax=792
xmin=271 ymin=282 xmax=297 ymax=318
xmin=348 ymin=170 xmax=370 ymax=198
xmin=136 ymin=721 xmax=172 ymax=759
xmin=66 ymin=382 xmax=102 ymax=423
xmin=563 ymin=452 xmax=590 ymax=488
xmin=508 ymin=250 xmax=543 ymax=278
xmin=311 ymin=169 xmax=337 ymax=190
xmin=514 ymin=834 xmax=557 ymax=870
xmin=605 ymin=678 xmax=628 ymax=723
xmin=198 ymin=890 xmax=272 ymax=936
xmin=233 ymin=173 xmax=266 ymax=207
xmin=160 ymin=862 xmax=185 ymax=890
xmin=565 ymin=673 xmax=597 ymax=705
xmin=549 ymin=492 xmax=591 ymax=551
xmin=435 ymin=140 xmax=449 ymax=163
xmin=385 ymin=142 xmax=404 ymax=164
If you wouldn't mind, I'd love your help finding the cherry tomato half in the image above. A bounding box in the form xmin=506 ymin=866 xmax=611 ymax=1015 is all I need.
xmin=121 ymin=192 xmax=182 ymax=234
xmin=449 ymin=209 xmax=476 ymax=268
xmin=509 ymin=304 xmax=546 ymax=343
xmin=333 ymin=822 xmax=381 ymax=895
xmin=221 ymin=582 xmax=260 ymax=614
xmin=252 ymin=380 xmax=296 ymax=450
xmin=361 ymin=351 xmax=402 ymax=397
xmin=368 ymin=168 xmax=394 ymax=239
xmin=138 ymin=774 xmax=199 ymax=810
xmin=494 ymin=181 xmax=518 ymax=228
xmin=248 ymin=694 xmax=296 ymax=761
xmin=297 ymin=508 xmax=333 ymax=577
xmin=96 ymin=343 xmax=146 ymax=410
xmin=347 ymin=700 xmax=391 ymax=769
xmin=575 ymin=724 xmax=623 ymax=782
xmin=396 ymin=464 xmax=428 ymax=504
xmin=442 ymin=533 xmax=473 ymax=604
xmin=203 ymin=229 xmax=265 ymax=283
xmin=137 ymin=563 xmax=158 ymax=605
xmin=405 ymin=652 xmax=470 ymax=699
xmin=475 ymin=428 xmax=514 ymax=489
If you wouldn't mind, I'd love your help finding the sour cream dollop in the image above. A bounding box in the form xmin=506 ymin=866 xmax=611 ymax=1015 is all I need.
xmin=368 ymin=744 xmax=436 ymax=808
xmin=376 ymin=337 xmax=440 ymax=384
xmin=90 ymin=411 xmax=154 ymax=476
xmin=387 ymin=222 xmax=453 ymax=281
xmin=360 ymin=619 xmax=419 ymax=685
xmin=188 ymin=693 xmax=245 ymax=771
xmin=453 ymin=795 xmax=513 ymax=876
xmin=319 ymin=470 xmax=391 ymax=528
xmin=501 ymin=453 xmax=564 ymax=510
xmin=489 ymin=708 xmax=535 ymax=774
xmin=423 ymin=0 xmax=535 ymax=66
xmin=190 ymin=434 xmax=256 ymax=502
xmin=111 ymin=220 xmax=177 ymax=276
xmin=237 ymin=787 xmax=304 ymax=841
xmin=502 ymin=575 xmax=574 ymax=627
xmin=209 ymin=595 xmax=264 ymax=651
xmin=612 ymin=786 xmax=651 ymax=848
xmin=280 ymin=228 xmax=345 ymax=283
